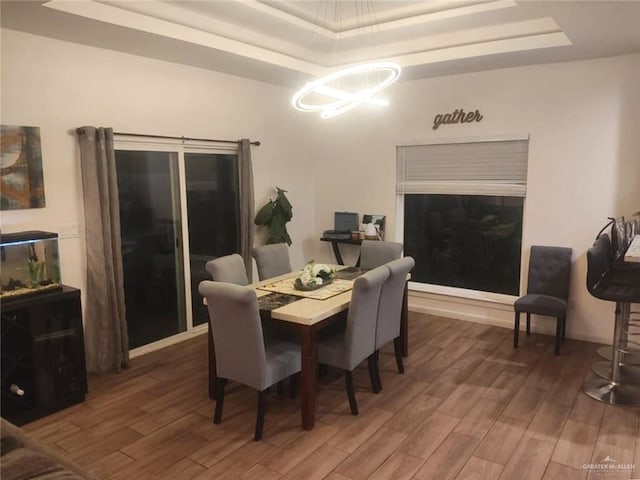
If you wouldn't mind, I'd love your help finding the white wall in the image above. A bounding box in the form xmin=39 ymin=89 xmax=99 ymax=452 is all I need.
xmin=2 ymin=28 xmax=639 ymax=345
xmin=0 ymin=29 xmax=320 ymax=296
xmin=310 ymin=53 xmax=640 ymax=344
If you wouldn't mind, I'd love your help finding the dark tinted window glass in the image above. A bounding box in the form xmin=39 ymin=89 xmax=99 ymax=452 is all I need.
xmin=185 ymin=153 xmax=239 ymax=326
xmin=404 ymin=194 xmax=523 ymax=295
xmin=116 ymin=150 xmax=185 ymax=348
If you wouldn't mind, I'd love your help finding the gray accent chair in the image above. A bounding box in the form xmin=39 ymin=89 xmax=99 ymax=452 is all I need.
xmin=360 ymin=240 xmax=403 ymax=269
xmin=317 ymin=265 xmax=390 ymax=415
xmin=514 ymin=245 xmax=573 ymax=355
xmin=371 ymin=257 xmax=415 ymax=391
xmin=252 ymin=243 xmax=292 ymax=280
xmin=205 ymin=253 xmax=249 ymax=285
xmin=198 ymin=281 xmax=301 ymax=441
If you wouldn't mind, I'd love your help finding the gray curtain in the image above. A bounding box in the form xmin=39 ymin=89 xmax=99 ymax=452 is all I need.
xmin=238 ymin=138 xmax=255 ymax=281
xmin=76 ymin=126 xmax=129 ymax=374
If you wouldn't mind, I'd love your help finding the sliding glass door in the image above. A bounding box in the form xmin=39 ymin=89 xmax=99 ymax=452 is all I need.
xmin=116 ymin=151 xmax=186 ymax=349
xmin=184 ymin=152 xmax=239 ymax=327
xmin=115 ymin=142 xmax=240 ymax=350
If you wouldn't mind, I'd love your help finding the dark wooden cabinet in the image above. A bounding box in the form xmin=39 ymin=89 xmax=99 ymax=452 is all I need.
xmin=1 ymin=286 xmax=87 ymax=425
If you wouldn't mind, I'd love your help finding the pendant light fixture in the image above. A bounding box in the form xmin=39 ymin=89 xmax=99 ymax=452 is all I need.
xmin=291 ymin=2 xmax=401 ymax=119
xmin=292 ymin=61 xmax=401 ymax=119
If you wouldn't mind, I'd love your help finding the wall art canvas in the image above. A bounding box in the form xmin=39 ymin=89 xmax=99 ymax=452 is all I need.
xmin=1 ymin=125 xmax=46 ymax=210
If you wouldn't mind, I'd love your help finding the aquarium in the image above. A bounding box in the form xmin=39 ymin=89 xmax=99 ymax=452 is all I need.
xmin=1 ymin=231 xmax=62 ymax=301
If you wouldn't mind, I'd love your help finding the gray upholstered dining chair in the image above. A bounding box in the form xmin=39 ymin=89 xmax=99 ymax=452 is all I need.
xmin=514 ymin=245 xmax=573 ymax=355
xmin=205 ymin=253 xmax=249 ymax=285
xmin=371 ymin=257 xmax=415 ymax=391
xmin=252 ymin=243 xmax=292 ymax=280
xmin=317 ymin=265 xmax=389 ymax=415
xmin=360 ymin=240 xmax=403 ymax=269
xmin=198 ymin=281 xmax=301 ymax=441
xmin=204 ymin=253 xmax=253 ymax=401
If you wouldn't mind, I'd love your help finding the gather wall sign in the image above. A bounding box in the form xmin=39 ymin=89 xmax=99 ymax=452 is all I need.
xmin=433 ymin=108 xmax=483 ymax=130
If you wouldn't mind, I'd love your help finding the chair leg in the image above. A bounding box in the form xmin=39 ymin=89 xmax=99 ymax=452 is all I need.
xmin=561 ymin=316 xmax=566 ymax=341
xmin=526 ymin=313 xmax=531 ymax=336
xmin=345 ymin=370 xmax=358 ymax=415
xmin=555 ymin=317 xmax=562 ymax=355
xmin=375 ymin=350 xmax=382 ymax=391
xmin=276 ymin=381 xmax=285 ymax=396
xmin=213 ymin=377 xmax=226 ymax=424
xmin=254 ymin=390 xmax=267 ymax=441
xmin=289 ymin=373 xmax=298 ymax=399
xmin=367 ymin=354 xmax=380 ymax=393
xmin=393 ymin=337 xmax=405 ymax=374
xmin=513 ymin=311 xmax=520 ymax=349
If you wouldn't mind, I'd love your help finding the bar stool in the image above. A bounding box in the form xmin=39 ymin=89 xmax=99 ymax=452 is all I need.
xmin=583 ymin=234 xmax=640 ymax=405
xmin=596 ymin=316 xmax=640 ymax=366
xmin=595 ymin=221 xmax=640 ymax=366
xmin=595 ymin=232 xmax=640 ymax=379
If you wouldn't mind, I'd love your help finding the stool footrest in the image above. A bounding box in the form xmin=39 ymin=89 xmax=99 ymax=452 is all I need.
xmin=591 ymin=360 xmax=640 ymax=384
xmin=597 ymin=345 xmax=640 ymax=362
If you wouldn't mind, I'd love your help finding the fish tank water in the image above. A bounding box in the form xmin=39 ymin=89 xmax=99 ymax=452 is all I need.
xmin=1 ymin=231 xmax=62 ymax=301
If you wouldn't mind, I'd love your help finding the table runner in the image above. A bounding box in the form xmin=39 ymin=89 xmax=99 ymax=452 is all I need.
xmin=257 ymin=267 xmax=368 ymax=310
xmin=257 ymin=277 xmax=353 ymax=300
xmin=258 ymin=292 xmax=301 ymax=311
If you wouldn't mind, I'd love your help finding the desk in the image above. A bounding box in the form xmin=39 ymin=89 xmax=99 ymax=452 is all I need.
xmin=206 ymin=265 xmax=409 ymax=430
xmin=320 ymin=237 xmax=362 ymax=266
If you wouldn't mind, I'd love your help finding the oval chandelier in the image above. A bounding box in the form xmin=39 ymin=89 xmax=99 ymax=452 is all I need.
xmin=292 ymin=61 xmax=401 ymax=119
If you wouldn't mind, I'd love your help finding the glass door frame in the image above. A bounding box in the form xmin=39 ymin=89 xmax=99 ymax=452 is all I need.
xmin=114 ymin=136 xmax=239 ymax=357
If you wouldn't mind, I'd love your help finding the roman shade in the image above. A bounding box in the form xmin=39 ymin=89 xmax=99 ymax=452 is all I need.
xmin=396 ymin=138 xmax=529 ymax=197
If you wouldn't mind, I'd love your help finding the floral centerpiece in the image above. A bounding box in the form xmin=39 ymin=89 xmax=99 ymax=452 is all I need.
xmin=294 ymin=261 xmax=335 ymax=291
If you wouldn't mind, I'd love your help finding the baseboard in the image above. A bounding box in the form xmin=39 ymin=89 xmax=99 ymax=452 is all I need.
xmin=407 ymin=292 xmax=609 ymax=346
xmin=130 ymin=326 xmax=208 ymax=359
xmin=409 ymin=302 xmax=513 ymax=329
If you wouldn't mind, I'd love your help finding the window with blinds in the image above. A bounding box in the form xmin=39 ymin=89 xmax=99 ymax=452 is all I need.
xmin=396 ymin=139 xmax=528 ymax=197
xmin=397 ymin=138 xmax=528 ymax=296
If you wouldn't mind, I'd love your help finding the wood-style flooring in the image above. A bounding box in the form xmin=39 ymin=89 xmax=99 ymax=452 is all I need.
xmin=22 ymin=313 xmax=640 ymax=480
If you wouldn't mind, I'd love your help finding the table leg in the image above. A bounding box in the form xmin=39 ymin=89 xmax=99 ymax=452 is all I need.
xmin=330 ymin=241 xmax=345 ymax=266
xmin=400 ymin=281 xmax=409 ymax=357
xmin=299 ymin=326 xmax=317 ymax=430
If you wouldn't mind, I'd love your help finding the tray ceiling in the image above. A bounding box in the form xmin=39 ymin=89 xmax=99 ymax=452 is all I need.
xmin=2 ymin=0 xmax=639 ymax=87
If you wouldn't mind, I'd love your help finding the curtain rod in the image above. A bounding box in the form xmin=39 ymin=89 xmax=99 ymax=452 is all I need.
xmin=112 ymin=131 xmax=261 ymax=146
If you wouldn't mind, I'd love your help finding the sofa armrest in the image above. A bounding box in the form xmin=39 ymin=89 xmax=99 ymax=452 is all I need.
xmin=1 ymin=419 xmax=24 ymax=455
xmin=1 ymin=418 xmax=98 ymax=480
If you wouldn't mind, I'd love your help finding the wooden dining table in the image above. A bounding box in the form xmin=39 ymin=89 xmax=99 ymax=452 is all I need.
xmin=206 ymin=265 xmax=409 ymax=430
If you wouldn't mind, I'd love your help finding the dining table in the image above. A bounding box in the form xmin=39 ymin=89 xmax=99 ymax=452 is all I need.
xmin=206 ymin=265 xmax=409 ymax=430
